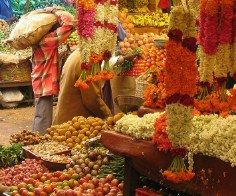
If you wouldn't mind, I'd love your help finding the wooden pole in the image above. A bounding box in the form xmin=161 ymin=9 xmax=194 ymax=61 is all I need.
xmin=24 ymin=0 xmax=30 ymax=14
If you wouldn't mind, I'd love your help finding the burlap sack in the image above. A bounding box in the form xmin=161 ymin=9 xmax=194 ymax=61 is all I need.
xmin=0 ymin=52 xmax=31 ymax=65
xmin=6 ymin=10 xmax=74 ymax=50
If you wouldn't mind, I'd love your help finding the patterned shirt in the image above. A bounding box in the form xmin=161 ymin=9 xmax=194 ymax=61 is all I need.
xmin=31 ymin=14 xmax=73 ymax=98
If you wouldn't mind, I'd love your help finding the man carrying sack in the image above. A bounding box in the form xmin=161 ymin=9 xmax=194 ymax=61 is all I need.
xmin=32 ymin=7 xmax=74 ymax=134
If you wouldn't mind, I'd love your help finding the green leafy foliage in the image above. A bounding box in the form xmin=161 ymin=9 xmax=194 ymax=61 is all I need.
xmin=0 ymin=143 xmax=25 ymax=167
xmin=11 ymin=0 xmax=76 ymax=18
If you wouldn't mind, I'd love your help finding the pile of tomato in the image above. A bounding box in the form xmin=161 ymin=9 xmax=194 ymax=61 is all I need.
xmin=9 ymin=171 xmax=123 ymax=196
xmin=122 ymin=45 xmax=166 ymax=77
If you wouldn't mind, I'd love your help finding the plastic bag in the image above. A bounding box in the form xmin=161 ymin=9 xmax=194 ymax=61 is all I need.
xmin=1 ymin=89 xmax=24 ymax=102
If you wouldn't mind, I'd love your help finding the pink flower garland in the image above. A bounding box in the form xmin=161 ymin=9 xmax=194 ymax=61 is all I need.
xmin=77 ymin=7 xmax=95 ymax=38
xmin=202 ymin=15 xmax=218 ymax=55
xmin=218 ymin=6 xmax=233 ymax=44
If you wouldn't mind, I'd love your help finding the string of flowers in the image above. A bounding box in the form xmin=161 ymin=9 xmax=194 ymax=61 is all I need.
xmin=75 ymin=0 xmax=118 ymax=89
xmin=199 ymin=0 xmax=236 ymax=94
xmin=99 ymin=0 xmax=118 ymax=80
xmin=160 ymin=5 xmax=197 ymax=183
xmin=75 ymin=0 xmax=96 ymax=89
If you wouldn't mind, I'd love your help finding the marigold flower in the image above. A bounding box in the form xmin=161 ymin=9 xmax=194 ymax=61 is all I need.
xmin=163 ymin=156 xmax=195 ymax=183
xmin=74 ymin=79 xmax=90 ymax=90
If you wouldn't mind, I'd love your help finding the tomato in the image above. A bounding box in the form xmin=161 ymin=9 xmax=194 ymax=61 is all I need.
xmin=21 ymin=189 xmax=28 ymax=196
xmin=67 ymin=179 xmax=75 ymax=188
xmin=11 ymin=191 xmax=19 ymax=196
xmin=43 ymin=185 xmax=53 ymax=194
xmin=34 ymin=188 xmax=43 ymax=196
xmin=54 ymin=171 xmax=62 ymax=178
xmin=18 ymin=183 xmax=27 ymax=190
xmin=19 ymin=188 xmax=27 ymax=195
xmin=34 ymin=182 xmax=43 ymax=188
xmin=59 ymin=175 xmax=66 ymax=181
xmin=39 ymin=191 xmax=47 ymax=196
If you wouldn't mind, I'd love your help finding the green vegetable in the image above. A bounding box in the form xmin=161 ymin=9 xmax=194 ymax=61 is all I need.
xmin=0 ymin=143 xmax=25 ymax=167
xmin=98 ymin=155 xmax=125 ymax=181
xmin=11 ymin=0 xmax=76 ymax=18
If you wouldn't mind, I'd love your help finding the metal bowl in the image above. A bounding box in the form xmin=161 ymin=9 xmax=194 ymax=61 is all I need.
xmin=154 ymin=39 xmax=167 ymax=49
xmin=114 ymin=95 xmax=144 ymax=113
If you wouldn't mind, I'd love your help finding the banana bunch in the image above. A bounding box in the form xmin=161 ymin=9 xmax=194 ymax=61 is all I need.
xmin=127 ymin=13 xmax=169 ymax=27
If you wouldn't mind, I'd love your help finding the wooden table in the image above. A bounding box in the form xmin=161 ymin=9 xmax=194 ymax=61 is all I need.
xmin=102 ymin=131 xmax=236 ymax=196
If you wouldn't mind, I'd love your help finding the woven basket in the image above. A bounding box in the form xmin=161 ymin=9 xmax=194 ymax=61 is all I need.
xmin=135 ymin=69 xmax=150 ymax=98
xmin=0 ymin=60 xmax=31 ymax=82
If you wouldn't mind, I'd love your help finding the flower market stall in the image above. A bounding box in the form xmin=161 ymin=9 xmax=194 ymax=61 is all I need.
xmin=100 ymin=1 xmax=236 ymax=195
xmin=1 ymin=0 xmax=236 ymax=195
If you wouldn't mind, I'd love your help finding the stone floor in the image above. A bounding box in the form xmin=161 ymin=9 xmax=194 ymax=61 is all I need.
xmin=0 ymin=106 xmax=56 ymax=146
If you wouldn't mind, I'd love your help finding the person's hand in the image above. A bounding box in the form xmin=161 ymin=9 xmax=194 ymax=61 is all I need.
xmin=5 ymin=17 xmax=17 ymax=25
xmin=124 ymin=52 xmax=140 ymax=61
xmin=44 ymin=7 xmax=59 ymax=15
xmin=115 ymin=50 xmax=127 ymax=56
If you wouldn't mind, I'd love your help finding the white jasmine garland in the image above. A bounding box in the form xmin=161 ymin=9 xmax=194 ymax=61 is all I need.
xmin=183 ymin=9 xmax=197 ymax=39
xmin=175 ymin=114 xmax=236 ymax=167
xmin=168 ymin=6 xmax=187 ymax=33
xmin=166 ymin=103 xmax=193 ymax=147
xmin=78 ymin=38 xmax=92 ymax=63
xmin=95 ymin=4 xmax=105 ymax=23
xmin=90 ymin=27 xmax=105 ymax=55
xmin=114 ymin=112 xmax=164 ymax=140
xmin=198 ymin=50 xmax=215 ymax=82
xmin=215 ymin=44 xmax=231 ymax=78
xmin=106 ymin=5 xmax=118 ymax=25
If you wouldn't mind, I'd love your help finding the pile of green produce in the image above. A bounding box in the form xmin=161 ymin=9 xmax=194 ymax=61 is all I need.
xmin=98 ymin=155 xmax=125 ymax=181
xmin=0 ymin=143 xmax=24 ymax=167
xmin=12 ymin=0 xmax=76 ymax=18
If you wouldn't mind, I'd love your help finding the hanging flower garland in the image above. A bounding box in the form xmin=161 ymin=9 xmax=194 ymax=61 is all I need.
xmin=75 ymin=0 xmax=118 ymax=89
xmin=99 ymin=0 xmax=118 ymax=80
xmin=199 ymin=0 xmax=236 ymax=94
xmin=75 ymin=0 xmax=96 ymax=89
xmin=160 ymin=5 xmax=198 ymax=184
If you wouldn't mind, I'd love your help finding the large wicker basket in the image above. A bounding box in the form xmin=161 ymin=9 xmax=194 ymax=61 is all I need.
xmin=0 ymin=60 xmax=32 ymax=82
xmin=135 ymin=69 xmax=150 ymax=98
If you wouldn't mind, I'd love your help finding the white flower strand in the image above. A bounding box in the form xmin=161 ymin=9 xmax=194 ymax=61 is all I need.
xmin=114 ymin=112 xmax=164 ymax=140
xmin=167 ymin=114 xmax=236 ymax=167
xmin=199 ymin=49 xmax=215 ymax=82
xmin=166 ymin=104 xmax=193 ymax=148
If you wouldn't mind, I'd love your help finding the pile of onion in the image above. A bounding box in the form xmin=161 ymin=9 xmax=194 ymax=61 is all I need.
xmin=119 ymin=33 xmax=158 ymax=52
